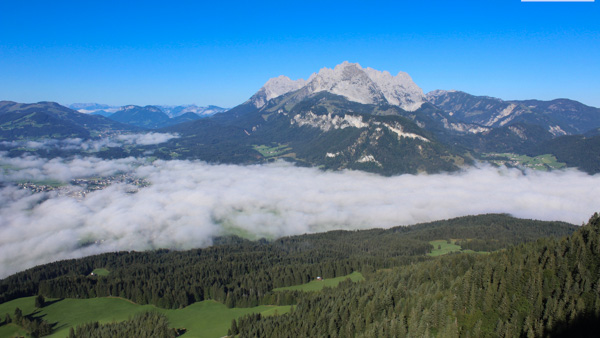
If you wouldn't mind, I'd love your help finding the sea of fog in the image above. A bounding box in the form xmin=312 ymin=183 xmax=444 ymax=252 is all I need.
xmin=1 ymin=147 xmax=599 ymax=278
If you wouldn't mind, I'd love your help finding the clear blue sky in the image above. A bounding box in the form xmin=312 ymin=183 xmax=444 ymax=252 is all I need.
xmin=1 ymin=0 xmax=599 ymax=108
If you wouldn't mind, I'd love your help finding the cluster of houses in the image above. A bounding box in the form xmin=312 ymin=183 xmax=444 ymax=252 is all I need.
xmin=17 ymin=173 xmax=150 ymax=199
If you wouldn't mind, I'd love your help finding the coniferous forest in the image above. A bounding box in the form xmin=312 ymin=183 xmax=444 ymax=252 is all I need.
xmin=68 ymin=312 xmax=177 ymax=338
xmin=233 ymin=213 xmax=600 ymax=337
xmin=2 ymin=213 xmax=600 ymax=337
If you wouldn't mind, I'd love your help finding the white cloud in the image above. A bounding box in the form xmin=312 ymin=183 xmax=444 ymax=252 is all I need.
xmin=0 ymin=132 xmax=178 ymax=152
xmin=0 ymin=154 xmax=139 ymax=182
xmin=116 ymin=132 xmax=179 ymax=145
xmin=0 ymin=156 xmax=599 ymax=278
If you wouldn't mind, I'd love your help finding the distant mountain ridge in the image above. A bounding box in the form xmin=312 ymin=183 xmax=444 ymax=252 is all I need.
xmin=68 ymin=103 xmax=228 ymax=129
xmin=69 ymin=103 xmax=115 ymax=111
xmin=426 ymin=90 xmax=600 ymax=136
xmin=3 ymin=62 xmax=600 ymax=174
xmin=107 ymin=105 xmax=216 ymax=129
xmin=0 ymin=100 xmax=135 ymax=140
xmin=159 ymin=105 xmax=228 ymax=118
xmin=108 ymin=105 xmax=171 ymax=129
xmin=70 ymin=103 xmax=228 ymax=119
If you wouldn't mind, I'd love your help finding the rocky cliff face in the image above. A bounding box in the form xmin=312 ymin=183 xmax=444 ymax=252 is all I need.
xmin=247 ymin=62 xmax=425 ymax=111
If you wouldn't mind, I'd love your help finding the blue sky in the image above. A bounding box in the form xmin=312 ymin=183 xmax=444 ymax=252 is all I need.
xmin=1 ymin=0 xmax=598 ymax=107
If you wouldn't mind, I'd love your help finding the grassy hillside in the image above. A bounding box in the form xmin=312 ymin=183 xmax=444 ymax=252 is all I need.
xmin=536 ymin=134 xmax=600 ymax=174
xmin=427 ymin=239 xmax=489 ymax=256
xmin=273 ymin=272 xmax=365 ymax=292
xmin=0 ymin=296 xmax=290 ymax=337
xmin=427 ymin=240 xmax=463 ymax=256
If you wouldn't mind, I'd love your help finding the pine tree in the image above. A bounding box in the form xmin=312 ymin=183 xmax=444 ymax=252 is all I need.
xmin=35 ymin=294 xmax=45 ymax=308
xmin=14 ymin=307 xmax=22 ymax=325
xmin=230 ymin=319 xmax=239 ymax=335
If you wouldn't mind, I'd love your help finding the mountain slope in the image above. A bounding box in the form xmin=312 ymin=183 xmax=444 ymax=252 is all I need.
xmin=108 ymin=105 xmax=171 ymax=129
xmin=450 ymin=122 xmax=555 ymax=154
xmin=166 ymin=112 xmax=202 ymax=125
xmin=426 ymin=90 xmax=600 ymax=136
xmin=514 ymin=98 xmax=600 ymax=134
xmin=165 ymin=90 xmax=469 ymax=174
xmin=90 ymin=110 xmax=114 ymax=117
xmin=0 ymin=110 xmax=90 ymax=139
xmin=534 ymin=134 xmax=600 ymax=174
xmin=246 ymin=75 xmax=307 ymax=109
xmin=0 ymin=101 xmax=135 ymax=139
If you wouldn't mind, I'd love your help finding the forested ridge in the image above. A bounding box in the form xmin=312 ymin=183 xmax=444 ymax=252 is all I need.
xmin=0 ymin=214 xmax=574 ymax=310
xmin=0 ymin=213 xmax=585 ymax=337
xmin=234 ymin=213 xmax=600 ymax=337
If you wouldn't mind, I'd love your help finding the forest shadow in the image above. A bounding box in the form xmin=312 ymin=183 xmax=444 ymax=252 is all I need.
xmin=25 ymin=310 xmax=44 ymax=320
xmin=44 ymin=298 xmax=64 ymax=307
xmin=547 ymin=312 xmax=600 ymax=338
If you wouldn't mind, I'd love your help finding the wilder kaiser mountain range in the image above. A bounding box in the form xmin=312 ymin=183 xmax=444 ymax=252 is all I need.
xmin=248 ymin=61 xmax=425 ymax=111
xmin=1 ymin=62 xmax=599 ymax=174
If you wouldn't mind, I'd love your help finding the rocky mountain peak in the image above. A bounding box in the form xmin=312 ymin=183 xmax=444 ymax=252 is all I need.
xmin=305 ymin=62 xmax=386 ymax=106
xmin=247 ymin=62 xmax=426 ymax=111
xmin=248 ymin=75 xmax=307 ymax=108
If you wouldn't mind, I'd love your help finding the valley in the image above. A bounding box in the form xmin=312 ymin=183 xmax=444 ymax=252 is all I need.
xmin=2 ymin=0 xmax=599 ymax=336
xmin=1 ymin=62 xmax=599 ymax=337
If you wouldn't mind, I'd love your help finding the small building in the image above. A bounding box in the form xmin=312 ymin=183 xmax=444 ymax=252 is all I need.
xmin=316 ymin=276 xmax=322 ymax=281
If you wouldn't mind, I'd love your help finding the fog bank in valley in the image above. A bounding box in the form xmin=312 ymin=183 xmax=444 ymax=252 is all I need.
xmin=1 ymin=154 xmax=599 ymax=278
xmin=0 ymin=132 xmax=179 ymax=152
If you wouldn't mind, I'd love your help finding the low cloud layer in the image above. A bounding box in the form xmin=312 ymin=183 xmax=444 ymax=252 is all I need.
xmin=1 ymin=155 xmax=599 ymax=278
xmin=0 ymin=132 xmax=178 ymax=152
xmin=116 ymin=133 xmax=179 ymax=145
xmin=0 ymin=153 xmax=139 ymax=182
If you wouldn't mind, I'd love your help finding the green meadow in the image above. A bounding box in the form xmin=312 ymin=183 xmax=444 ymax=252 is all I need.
xmin=483 ymin=153 xmax=566 ymax=171
xmin=0 ymin=296 xmax=290 ymax=338
xmin=0 ymin=271 xmax=364 ymax=337
xmin=252 ymin=144 xmax=292 ymax=158
xmin=428 ymin=239 xmax=463 ymax=256
xmin=90 ymin=268 xmax=110 ymax=276
xmin=273 ymin=271 xmax=365 ymax=292
xmin=428 ymin=239 xmax=489 ymax=256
